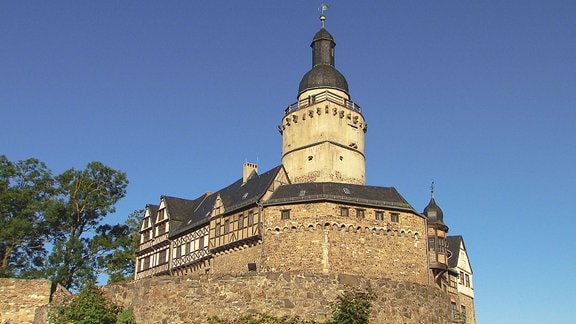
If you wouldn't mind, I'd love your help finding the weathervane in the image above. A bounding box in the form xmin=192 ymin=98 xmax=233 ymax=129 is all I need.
xmin=430 ymin=181 xmax=435 ymax=198
xmin=319 ymin=3 xmax=330 ymax=28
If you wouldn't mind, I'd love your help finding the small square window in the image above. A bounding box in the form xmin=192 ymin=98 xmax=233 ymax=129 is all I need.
xmin=375 ymin=211 xmax=384 ymax=220
xmin=390 ymin=213 xmax=399 ymax=222
xmin=340 ymin=207 xmax=349 ymax=217
xmin=356 ymin=209 xmax=365 ymax=218
xmin=281 ymin=210 xmax=291 ymax=220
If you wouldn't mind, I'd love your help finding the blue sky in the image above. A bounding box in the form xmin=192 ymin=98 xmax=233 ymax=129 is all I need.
xmin=2 ymin=1 xmax=575 ymax=322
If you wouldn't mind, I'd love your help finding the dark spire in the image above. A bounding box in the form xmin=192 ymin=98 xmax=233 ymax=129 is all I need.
xmin=298 ymin=7 xmax=349 ymax=97
xmin=423 ymin=182 xmax=445 ymax=224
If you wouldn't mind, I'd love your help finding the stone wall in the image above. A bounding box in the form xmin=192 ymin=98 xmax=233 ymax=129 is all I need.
xmin=103 ymin=272 xmax=452 ymax=323
xmin=262 ymin=202 xmax=428 ymax=285
xmin=0 ymin=278 xmax=69 ymax=324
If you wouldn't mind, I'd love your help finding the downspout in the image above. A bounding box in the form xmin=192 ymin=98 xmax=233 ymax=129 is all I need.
xmin=257 ymin=202 xmax=264 ymax=272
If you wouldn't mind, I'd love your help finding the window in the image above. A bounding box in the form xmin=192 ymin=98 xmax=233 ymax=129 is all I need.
xmin=143 ymin=218 xmax=149 ymax=228
xmin=224 ymin=219 xmax=230 ymax=234
xmin=461 ymin=305 xmax=467 ymax=323
xmin=438 ymin=237 xmax=446 ymax=253
xmin=158 ymin=249 xmax=167 ymax=264
xmin=340 ymin=207 xmax=349 ymax=216
xmin=428 ymin=237 xmax=436 ymax=251
xmin=158 ymin=209 xmax=165 ymax=220
xmin=465 ymin=274 xmax=470 ymax=287
xmin=186 ymin=242 xmax=191 ymax=254
xmin=215 ymin=222 xmax=221 ymax=236
xmin=175 ymin=245 xmax=182 ymax=258
xmin=459 ymin=271 xmax=465 ymax=285
xmin=142 ymin=256 xmax=150 ymax=270
xmin=390 ymin=212 xmax=399 ymax=222
xmin=157 ymin=222 xmax=166 ymax=235
xmin=281 ymin=210 xmax=290 ymax=220
xmin=199 ymin=236 xmax=205 ymax=249
xmin=248 ymin=211 xmax=254 ymax=226
xmin=238 ymin=214 xmax=244 ymax=229
xmin=451 ymin=302 xmax=457 ymax=321
xmin=356 ymin=209 xmax=365 ymax=219
xmin=375 ymin=211 xmax=384 ymax=220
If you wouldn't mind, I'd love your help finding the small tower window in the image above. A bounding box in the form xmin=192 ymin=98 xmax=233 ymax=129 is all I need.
xmin=340 ymin=207 xmax=349 ymax=217
xmin=375 ymin=211 xmax=384 ymax=221
xmin=356 ymin=209 xmax=365 ymax=219
xmin=390 ymin=213 xmax=400 ymax=223
xmin=281 ymin=210 xmax=291 ymax=220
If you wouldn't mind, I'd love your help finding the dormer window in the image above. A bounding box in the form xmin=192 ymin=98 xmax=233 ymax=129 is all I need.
xmin=158 ymin=209 xmax=166 ymax=221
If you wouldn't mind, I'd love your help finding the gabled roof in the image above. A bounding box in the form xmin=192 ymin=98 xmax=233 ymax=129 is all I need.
xmin=263 ymin=182 xmax=417 ymax=213
xmin=168 ymin=165 xmax=284 ymax=238
xmin=447 ymin=235 xmax=473 ymax=273
xmin=146 ymin=204 xmax=159 ymax=224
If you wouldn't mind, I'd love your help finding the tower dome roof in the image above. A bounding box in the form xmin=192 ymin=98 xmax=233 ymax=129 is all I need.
xmin=298 ymin=28 xmax=349 ymax=97
xmin=423 ymin=197 xmax=444 ymax=225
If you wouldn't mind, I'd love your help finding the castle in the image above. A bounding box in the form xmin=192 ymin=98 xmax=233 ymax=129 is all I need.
xmin=135 ymin=12 xmax=475 ymax=323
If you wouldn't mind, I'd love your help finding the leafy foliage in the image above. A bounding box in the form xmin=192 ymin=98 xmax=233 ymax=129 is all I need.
xmin=328 ymin=289 xmax=375 ymax=324
xmin=92 ymin=209 xmax=142 ymax=283
xmin=45 ymin=161 xmax=128 ymax=290
xmin=48 ymin=281 xmax=119 ymax=324
xmin=116 ymin=307 xmax=136 ymax=324
xmin=0 ymin=155 xmax=54 ymax=278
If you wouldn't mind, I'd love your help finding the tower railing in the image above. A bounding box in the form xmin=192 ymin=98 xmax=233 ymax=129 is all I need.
xmin=284 ymin=90 xmax=362 ymax=115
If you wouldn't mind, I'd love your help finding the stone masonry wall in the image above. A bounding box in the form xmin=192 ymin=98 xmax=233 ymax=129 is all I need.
xmin=0 ymin=279 xmax=52 ymax=323
xmin=103 ymin=272 xmax=452 ymax=323
xmin=262 ymin=202 xmax=428 ymax=284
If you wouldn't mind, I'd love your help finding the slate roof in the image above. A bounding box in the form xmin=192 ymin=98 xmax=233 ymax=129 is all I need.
xmin=446 ymin=235 xmax=462 ymax=268
xmin=167 ymin=165 xmax=284 ymax=238
xmin=298 ymin=27 xmax=349 ymax=96
xmin=263 ymin=182 xmax=418 ymax=213
xmin=423 ymin=197 xmax=445 ymax=225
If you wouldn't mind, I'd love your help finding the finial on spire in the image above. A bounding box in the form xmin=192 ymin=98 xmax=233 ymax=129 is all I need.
xmin=430 ymin=181 xmax=435 ymax=199
xmin=319 ymin=3 xmax=330 ymax=28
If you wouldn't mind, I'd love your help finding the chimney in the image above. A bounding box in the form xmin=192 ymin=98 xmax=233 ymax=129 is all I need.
xmin=243 ymin=162 xmax=258 ymax=184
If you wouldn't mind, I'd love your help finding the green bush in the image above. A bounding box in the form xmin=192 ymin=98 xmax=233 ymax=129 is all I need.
xmin=328 ymin=289 xmax=375 ymax=324
xmin=48 ymin=281 xmax=134 ymax=324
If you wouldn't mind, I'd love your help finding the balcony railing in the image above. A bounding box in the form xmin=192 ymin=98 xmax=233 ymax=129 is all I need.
xmin=285 ymin=90 xmax=361 ymax=115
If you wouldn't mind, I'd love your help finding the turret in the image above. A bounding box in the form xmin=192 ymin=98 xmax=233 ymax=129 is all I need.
xmin=424 ymin=182 xmax=450 ymax=287
xmin=280 ymin=12 xmax=367 ymax=185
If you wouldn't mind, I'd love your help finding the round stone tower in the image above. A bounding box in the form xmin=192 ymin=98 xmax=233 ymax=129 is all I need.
xmin=279 ymin=16 xmax=367 ymax=185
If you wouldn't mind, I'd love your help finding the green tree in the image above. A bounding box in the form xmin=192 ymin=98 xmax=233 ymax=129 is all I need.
xmin=45 ymin=161 xmax=128 ymax=290
xmin=92 ymin=209 xmax=142 ymax=283
xmin=48 ymin=280 xmax=119 ymax=324
xmin=328 ymin=289 xmax=375 ymax=324
xmin=0 ymin=155 xmax=54 ymax=278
